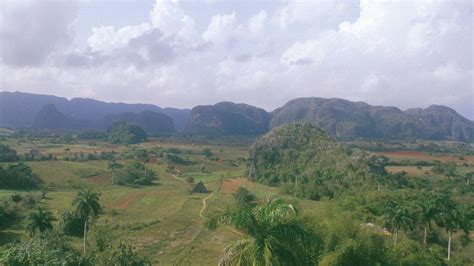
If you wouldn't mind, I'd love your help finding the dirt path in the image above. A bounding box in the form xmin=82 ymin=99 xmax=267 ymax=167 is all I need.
xmin=116 ymin=192 xmax=144 ymax=209
xmin=199 ymin=193 xmax=214 ymax=218
xmin=174 ymin=171 xmax=243 ymax=238
xmin=172 ymin=173 xmax=185 ymax=182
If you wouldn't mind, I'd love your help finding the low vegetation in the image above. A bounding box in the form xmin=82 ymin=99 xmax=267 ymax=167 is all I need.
xmin=0 ymin=124 xmax=472 ymax=264
xmin=107 ymin=121 xmax=147 ymax=144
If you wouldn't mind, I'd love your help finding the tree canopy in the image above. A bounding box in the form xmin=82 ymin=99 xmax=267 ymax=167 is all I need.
xmin=107 ymin=121 xmax=147 ymax=144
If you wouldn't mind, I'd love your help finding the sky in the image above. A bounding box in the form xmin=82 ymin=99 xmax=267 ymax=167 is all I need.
xmin=0 ymin=0 xmax=473 ymax=119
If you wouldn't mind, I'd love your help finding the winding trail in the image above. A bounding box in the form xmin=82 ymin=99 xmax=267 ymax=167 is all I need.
xmin=171 ymin=173 xmax=185 ymax=182
xmin=173 ymin=170 xmax=243 ymax=236
xmin=199 ymin=193 xmax=214 ymax=218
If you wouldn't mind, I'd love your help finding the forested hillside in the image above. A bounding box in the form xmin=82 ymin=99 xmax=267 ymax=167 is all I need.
xmin=248 ymin=123 xmax=371 ymax=198
xmin=184 ymin=102 xmax=271 ymax=136
xmin=270 ymin=98 xmax=474 ymax=141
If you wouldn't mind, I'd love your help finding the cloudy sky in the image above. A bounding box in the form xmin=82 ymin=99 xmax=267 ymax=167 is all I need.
xmin=0 ymin=0 xmax=473 ymax=118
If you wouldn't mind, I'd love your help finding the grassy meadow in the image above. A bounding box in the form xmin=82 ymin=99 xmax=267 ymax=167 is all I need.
xmin=1 ymin=135 xmax=473 ymax=264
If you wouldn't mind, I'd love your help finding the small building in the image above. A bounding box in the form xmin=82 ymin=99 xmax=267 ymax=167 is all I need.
xmin=192 ymin=181 xmax=208 ymax=193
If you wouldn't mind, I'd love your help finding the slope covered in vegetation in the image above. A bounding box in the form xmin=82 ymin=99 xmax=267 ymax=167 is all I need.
xmin=248 ymin=123 xmax=371 ymax=199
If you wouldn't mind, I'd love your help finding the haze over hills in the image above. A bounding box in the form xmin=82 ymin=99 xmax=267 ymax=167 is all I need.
xmin=0 ymin=91 xmax=190 ymax=132
xmin=100 ymin=111 xmax=176 ymax=136
xmin=1 ymin=91 xmax=473 ymax=141
xmin=32 ymin=104 xmax=92 ymax=131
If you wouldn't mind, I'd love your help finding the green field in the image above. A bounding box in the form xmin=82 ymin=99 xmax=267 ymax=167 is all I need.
xmin=0 ymin=137 xmax=284 ymax=264
xmin=1 ymin=137 xmax=473 ymax=264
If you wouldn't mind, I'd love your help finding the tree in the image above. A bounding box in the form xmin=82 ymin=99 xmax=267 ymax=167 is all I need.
xmin=111 ymin=162 xmax=157 ymax=185
xmin=1 ymin=231 xmax=81 ymax=264
xmin=463 ymin=172 xmax=473 ymax=185
xmin=27 ymin=207 xmax=55 ymax=236
xmin=366 ymin=155 xmax=389 ymax=190
xmin=73 ymin=189 xmax=102 ymax=254
xmin=11 ymin=193 xmax=22 ymax=207
xmin=207 ymin=197 xmax=318 ymax=265
xmin=202 ymin=148 xmax=213 ymax=159
xmin=0 ymin=162 xmax=40 ymax=189
xmin=103 ymin=242 xmax=148 ymax=265
xmin=436 ymin=199 xmax=470 ymax=261
xmin=107 ymin=121 xmax=147 ymax=144
xmin=383 ymin=199 xmax=415 ymax=245
xmin=233 ymin=187 xmax=255 ymax=207
xmin=416 ymin=192 xmax=443 ymax=244
xmin=0 ymin=144 xmax=19 ymax=162
xmin=444 ymin=162 xmax=457 ymax=178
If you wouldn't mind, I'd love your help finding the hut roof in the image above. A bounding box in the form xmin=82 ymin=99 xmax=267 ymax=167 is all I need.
xmin=192 ymin=181 xmax=208 ymax=193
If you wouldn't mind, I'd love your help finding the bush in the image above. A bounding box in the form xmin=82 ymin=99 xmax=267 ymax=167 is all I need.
xmin=202 ymin=148 xmax=213 ymax=158
xmin=94 ymin=242 xmax=148 ymax=265
xmin=60 ymin=210 xmax=84 ymax=236
xmin=165 ymin=153 xmax=188 ymax=164
xmin=0 ymin=144 xmax=19 ymax=162
xmin=233 ymin=187 xmax=255 ymax=206
xmin=77 ymin=130 xmax=107 ymax=140
xmin=386 ymin=239 xmax=445 ymax=265
xmin=107 ymin=121 xmax=147 ymax=144
xmin=111 ymin=162 xmax=157 ymax=186
xmin=0 ymin=204 xmax=20 ymax=230
xmin=0 ymin=162 xmax=41 ymax=189
xmin=0 ymin=231 xmax=81 ymax=265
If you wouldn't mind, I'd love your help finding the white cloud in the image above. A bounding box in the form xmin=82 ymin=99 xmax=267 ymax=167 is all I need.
xmin=150 ymin=0 xmax=196 ymax=40
xmin=0 ymin=1 xmax=78 ymax=66
xmin=278 ymin=0 xmax=473 ymax=112
xmin=275 ymin=0 xmax=359 ymax=30
xmin=202 ymin=12 xmax=240 ymax=45
xmin=1 ymin=0 xmax=473 ymax=119
xmin=88 ymin=23 xmax=150 ymax=53
xmin=248 ymin=10 xmax=267 ymax=34
xmin=433 ymin=63 xmax=471 ymax=82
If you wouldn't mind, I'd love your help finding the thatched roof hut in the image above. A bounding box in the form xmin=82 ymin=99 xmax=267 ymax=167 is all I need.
xmin=192 ymin=181 xmax=208 ymax=193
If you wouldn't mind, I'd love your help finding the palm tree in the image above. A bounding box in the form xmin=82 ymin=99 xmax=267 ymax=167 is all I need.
xmin=27 ymin=207 xmax=55 ymax=236
xmin=73 ymin=189 xmax=102 ymax=254
xmin=417 ymin=193 xmax=442 ymax=244
xmin=436 ymin=199 xmax=470 ymax=261
xmin=11 ymin=193 xmax=22 ymax=207
xmin=207 ymin=197 xmax=318 ymax=265
xmin=384 ymin=199 xmax=415 ymax=245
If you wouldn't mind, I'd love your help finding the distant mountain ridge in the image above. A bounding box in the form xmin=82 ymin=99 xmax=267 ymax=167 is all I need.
xmin=184 ymin=102 xmax=271 ymax=136
xmin=33 ymin=104 xmax=92 ymax=131
xmin=100 ymin=111 xmax=176 ymax=136
xmin=270 ymin=97 xmax=474 ymax=141
xmin=30 ymin=104 xmax=176 ymax=136
xmin=0 ymin=91 xmax=190 ymax=131
xmin=1 ymin=91 xmax=473 ymax=141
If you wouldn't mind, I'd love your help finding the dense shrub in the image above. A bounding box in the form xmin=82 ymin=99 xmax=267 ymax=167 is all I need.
xmin=0 ymin=144 xmax=19 ymax=162
xmin=60 ymin=210 xmax=84 ymax=236
xmin=107 ymin=121 xmax=147 ymax=144
xmin=202 ymin=148 xmax=213 ymax=158
xmin=111 ymin=162 xmax=157 ymax=185
xmin=77 ymin=130 xmax=107 ymax=140
xmin=0 ymin=162 xmax=41 ymax=189
xmin=0 ymin=231 xmax=81 ymax=265
xmin=165 ymin=153 xmax=189 ymax=164
xmin=0 ymin=204 xmax=20 ymax=230
xmin=233 ymin=187 xmax=255 ymax=206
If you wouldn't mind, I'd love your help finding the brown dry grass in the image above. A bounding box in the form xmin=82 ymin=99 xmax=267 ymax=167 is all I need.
xmin=220 ymin=177 xmax=252 ymax=194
